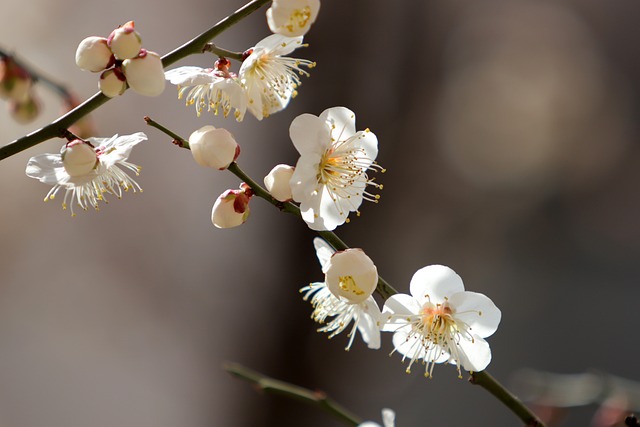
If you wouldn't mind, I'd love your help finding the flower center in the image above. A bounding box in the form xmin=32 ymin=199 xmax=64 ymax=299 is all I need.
xmin=338 ymin=275 xmax=365 ymax=297
xmin=285 ymin=7 xmax=312 ymax=32
xmin=420 ymin=303 xmax=456 ymax=345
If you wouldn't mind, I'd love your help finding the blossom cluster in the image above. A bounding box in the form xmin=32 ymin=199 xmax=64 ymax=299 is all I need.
xmin=75 ymin=21 xmax=165 ymax=97
xmin=302 ymin=238 xmax=502 ymax=379
xmin=165 ymin=34 xmax=315 ymax=121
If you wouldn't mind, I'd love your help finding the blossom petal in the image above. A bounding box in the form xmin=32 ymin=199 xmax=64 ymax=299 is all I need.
xmin=164 ymin=66 xmax=217 ymax=85
xmin=354 ymin=129 xmax=379 ymax=164
xmin=289 ymin=113 xmax=331 ymax=155
xmin=381 ymin=293 xmax=421 ymax=331
xmin=455 ymin=335 xmax=492 ymax=372
xmin=409 ymin=265 xmax=464 ymax=304
xmin=319 ymin=106 xmax=356 ymax=140
xmin=356 ymin=297 xmax=382 ymax=349
xmin=25 ymin=154 xmax=67 ymax=185
xmin=255 ymin=34 xmax=304 ymax=55
xmin=449 ymin=291 xmax=501 ymax=338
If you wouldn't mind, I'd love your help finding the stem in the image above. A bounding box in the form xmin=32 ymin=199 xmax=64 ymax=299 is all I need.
xmin=224 ymin=363 xmax=362 ymax=426
xmin=470 ymin=371 xmax=545 ymax=427
xmin=0 ymin=0 xmax=270 ymax=161
xmin=203 ymin=43 xmax=244 ymax=61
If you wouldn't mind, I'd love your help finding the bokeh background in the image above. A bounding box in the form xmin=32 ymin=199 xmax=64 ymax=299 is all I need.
xmin=1 ymin=0 xmax=640 ymax=426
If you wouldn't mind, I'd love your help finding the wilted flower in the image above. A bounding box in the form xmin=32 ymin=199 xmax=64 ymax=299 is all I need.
xmin=25 ymin=133 xmax=147 ymax=215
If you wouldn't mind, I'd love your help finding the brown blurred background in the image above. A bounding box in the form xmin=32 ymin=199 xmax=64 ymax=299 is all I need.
xmin=2 ymin=0 xmax=640 ymax=426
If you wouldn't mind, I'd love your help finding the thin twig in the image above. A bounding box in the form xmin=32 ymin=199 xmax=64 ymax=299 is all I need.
xmin=224 ymin=362 xmax=362 ymax=426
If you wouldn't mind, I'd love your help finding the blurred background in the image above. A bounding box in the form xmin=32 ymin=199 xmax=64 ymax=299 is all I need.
xmin=1 ymin=0 xmax=640 ymax=426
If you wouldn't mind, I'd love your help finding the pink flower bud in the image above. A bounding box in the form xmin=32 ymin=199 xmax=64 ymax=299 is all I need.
xmin=8 ymin=95 xmax=39 ymax=124
xmin=264 ymin=164 xmax=294 ymax=202
xmin=324 ymin=249 xmax=378 ymax=304
xmin=122 ymin=50 xmax=166 ymax=97
xmin=62 ymin=139 xmax=98 ymax=177
xmin=99 ymin=68 xmax=127 ymax=97
xmin=211 ymin=185 xmax=253 ymax=229
xmin=188 ymin=125 xmax=239 ymax=170
xmin=107 ymin=21 xmax=142 ymax=60
xmin=0 ymin=56 xmax=32 ymax=101
xmin=75 ymin=36 xmax=114 ymax=72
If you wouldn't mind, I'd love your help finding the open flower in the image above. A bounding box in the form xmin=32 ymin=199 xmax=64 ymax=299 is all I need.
xmin=382 ymin=265 xmax=501 ymax=378
xmin=239 ymin=34 xmax=314 ymax=120
xmin=300 ymin=238 xmax=382 ymax=350
xmin=289 ymin=106 xmax=383 ymax=231
xmin=266 ymin=0 xmax=320 ymax=37
xmin=25 ymin=133 xmax=146 ymax=215
xmin=165 ymin=59 xmax=247 ymax=120
xmin=359 ymin=409 xmax=395 ymax=427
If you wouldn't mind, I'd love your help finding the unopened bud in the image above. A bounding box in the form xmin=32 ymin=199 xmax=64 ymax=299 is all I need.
xmin=107 ymin=21 xmax=142 ymax=60
xmin=264 ymin=164 xmax=294 ymax=202
xmin=99 ymin=68 xmax=127 ymax=97
xmin=324 ymin=249 xmax=378 ymax=304
xmin=0 ymin=56 xmax=32 ymax=101
xmin=75 ymin=36 xmax=114 ymax=72
xmin=211 ymin=185 xmax=252 ymax=229
xmin=9 ymin=95 xmax=39 ymax=124
xmin=62 ymin=139 xmax=98 ymax=177
xmin=188 ymin=125 xmax=239 ymax=170
xmin=122 ymin=50 xmax=165 ymax=97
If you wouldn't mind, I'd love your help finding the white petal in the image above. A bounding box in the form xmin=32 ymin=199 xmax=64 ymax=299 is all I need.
xmin=319 ymin=106 xmax=356 ymax=140
xmin=289 ymin=113 xmax=331 ymax=155
xmin=381 ymin=294 xmax=421 ymax=331
xmin=391 ymin=329 xmax=427 ymax=360
xmin=26 ymin=154 xmax=68 ymax=185
xmin=255 ymin=34 xmax=304 ymax=55
xmin=355 ymin=129 xmax=379 ymax=163
xmin=455 ymin=335 xmax=492 ymax=372
xmin=357 ymin=298 xmax=382 ymax=349
xmin=409 ymin=265 xmax=464 ymax=304
xmin=449 ymin=291 xmax=501 ymax=338
xmin=381 ymin=409 xmax=395 ymax=427
xmin=313 ymin=237 xmax=335 ymax=269
xmin=164 ymin=66 xmax=217 ymax=85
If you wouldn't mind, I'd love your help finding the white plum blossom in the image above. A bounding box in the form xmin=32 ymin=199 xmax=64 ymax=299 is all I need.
xmin=264 ymin=164 xmax=295 ymax=202
xmin=382 ymin=265 xmax=501 ymax=378
xmin=300 ymin=238 xmax=382 ymax=350
xmin=25 ymin=133 xmax=147 ymax=215
xmin=239 ymin=34 xmax=314 ymax=120
xmin=165 ymin=59 xmax=248 ymax=120
xmin=266 ymin=0 xmax=320 ymax=37
xmin=289 ymin=106 xmax=383 ymax=231
xmin=359 ymin=409 xmax=396 ymax=427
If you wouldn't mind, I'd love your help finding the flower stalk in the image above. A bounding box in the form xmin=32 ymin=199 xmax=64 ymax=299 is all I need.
xmin=224 ymin=362 xmax=362 ymax=426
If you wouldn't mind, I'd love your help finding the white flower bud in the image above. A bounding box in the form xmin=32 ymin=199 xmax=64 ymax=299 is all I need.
xmin=99 ymin=68 xmax=127 ymax=97
xmin=266 ymin=0 xmax=320 ymax=37
xmin=264 ymin=164 xmax=294 ymax=202
xmin=211 ymin=186 xmax=252 ymax=229
xmin=122 ymin=50 xmax=166 ymax=97
xmin=75 ymin=36 xmax=114 ymax=72
xmin=324 ymin=249 xmax=378 ymax=304
xmin=62 ymin=139 xmax=98 ymax=177
xmin=107 ymin=21 xmax=142 ymax=60
xmin=188 ymin=126 xmax=239 ymax=170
